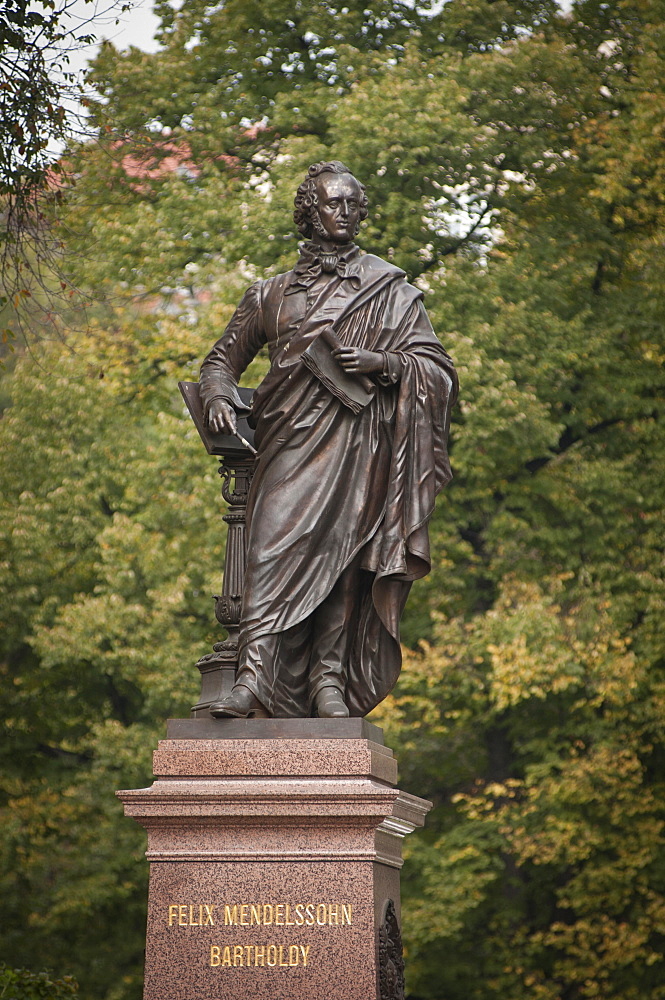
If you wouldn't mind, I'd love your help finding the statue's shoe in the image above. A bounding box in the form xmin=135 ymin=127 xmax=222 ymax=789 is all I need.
xmin=210 ymin=685 xmax=270 ymax=719
xmin=315 ymin=686 xmax=349 ymax=719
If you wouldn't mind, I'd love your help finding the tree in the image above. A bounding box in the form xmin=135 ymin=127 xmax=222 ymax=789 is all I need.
xmin=0 ymin=0 xmax=131 ymax=350
xmin=0 ymin=283 xmax=254 ymax=996
xmin=1 ymin=0 xmax=664 ymax=997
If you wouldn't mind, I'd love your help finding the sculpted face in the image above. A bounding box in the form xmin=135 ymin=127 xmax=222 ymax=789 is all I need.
xmin=313 ymin=172 xmax=362 ymax=245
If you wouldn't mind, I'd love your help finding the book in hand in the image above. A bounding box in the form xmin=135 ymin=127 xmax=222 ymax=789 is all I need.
xmin=178 ymin=381 xmax=256 ymax=457
xmin=301 ymin=327 xmax=375 ymax=415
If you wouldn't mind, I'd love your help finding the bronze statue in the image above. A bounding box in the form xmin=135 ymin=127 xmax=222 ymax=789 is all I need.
xmin=199 ymin=160 xmax=458 ymax=720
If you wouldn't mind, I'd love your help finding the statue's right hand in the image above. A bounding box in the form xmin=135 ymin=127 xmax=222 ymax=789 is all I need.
xmin=206 ymin=399 xmax=237 ymax=435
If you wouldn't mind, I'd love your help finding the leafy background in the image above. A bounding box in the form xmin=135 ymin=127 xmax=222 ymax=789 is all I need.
xmin=1 ymin=0 xmax=664 ymax=997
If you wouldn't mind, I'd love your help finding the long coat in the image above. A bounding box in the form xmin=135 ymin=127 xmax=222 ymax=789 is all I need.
xmin=199 ymin=246 xmax=458 ymax=716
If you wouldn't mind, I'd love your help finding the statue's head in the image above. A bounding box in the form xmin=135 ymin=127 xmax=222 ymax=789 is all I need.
xmin=294 ymin=161 xmax=368 ymax=243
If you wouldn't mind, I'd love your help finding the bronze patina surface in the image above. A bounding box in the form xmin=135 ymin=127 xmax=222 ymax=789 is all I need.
xmin=197 ymin=160 xmax=458 ymax=720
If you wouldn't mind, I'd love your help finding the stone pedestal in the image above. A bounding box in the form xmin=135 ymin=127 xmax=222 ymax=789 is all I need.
xmin=117 ymin=718 xmax=431 ymax=1000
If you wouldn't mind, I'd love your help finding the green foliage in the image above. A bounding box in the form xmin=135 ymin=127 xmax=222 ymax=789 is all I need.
xmin=1 ymin=0 xmax=665 ymax=998
xmin=0 ymin=0 xmax=132 ymax=358
xmin=0 ymin=964 xmax=78 ymax=1000
xmin=0 ymin=0 xmax=93 ymax=195
xmin=0 ymin=291 xmax=247 ymax=997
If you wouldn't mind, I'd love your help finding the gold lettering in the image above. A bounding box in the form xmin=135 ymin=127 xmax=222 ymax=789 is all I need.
xmin=329 ymin=903 xmax=339 ymax=925
xmin=342 ymin=904 xmax=352 ymax=925
xmin=240 ymin=904 xmax=249 ymax=926
xmin=305 ymin=903 xmax=315 ymax=926
xmin=275 ymin=904 xmax=284 ymax=926
xmin=204 ymin=904 xmax=215 ymax=926
xmin=285 ymin=903 xmax=295 ymax=926
xmin=250 ymin=905 xmax=261 ymax=925
xmin=316 ymin=903 xmax=327 ymax=926
xmin=189 ymin=905 xmax=199 ymax=926
xmin=168 ymin=904 xmax=178 ymax=927
xmin=294 ymin=903 xmax=305 ymax=926
xmin=224 ymin=905 xmax=238 ymax=926
xmin=262 ymin=904 xmax=273 ymax=925
xmin=178 ymin=905 xmax=188 ymax=927
xmin=209 ymin=940 xmax=315 ymax=969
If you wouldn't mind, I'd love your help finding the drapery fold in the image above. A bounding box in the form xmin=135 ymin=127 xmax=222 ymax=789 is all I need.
xmin=200 ymin=251 xmax=457 ymax=717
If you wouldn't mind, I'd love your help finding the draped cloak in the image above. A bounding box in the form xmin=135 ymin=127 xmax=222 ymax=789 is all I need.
xmin=199 ymin=249 xmax=458 ymax=717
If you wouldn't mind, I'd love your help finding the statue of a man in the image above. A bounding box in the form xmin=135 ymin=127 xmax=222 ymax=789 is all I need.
xmin=199 ymin=160 xmax=458 ymax=720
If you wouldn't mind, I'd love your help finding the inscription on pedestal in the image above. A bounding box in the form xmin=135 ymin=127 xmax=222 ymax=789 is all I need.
xmin=164 ymin=899 xmax=353 ymax=970
xmin=142 ymin=863 xmax=376 ymax=999
xmin=118 ymin=728 xmax=432 ymax=1000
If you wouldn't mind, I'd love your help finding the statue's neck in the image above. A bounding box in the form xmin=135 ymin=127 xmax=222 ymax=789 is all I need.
xmin=308 ymin=237 xmax=354 ymax=254
xmin=307 ymin=236 xmax=355 ymax=256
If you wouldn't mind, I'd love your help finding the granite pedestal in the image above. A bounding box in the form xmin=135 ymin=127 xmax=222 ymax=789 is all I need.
xmin=117 ymin=718 xmax=431 ymax=1000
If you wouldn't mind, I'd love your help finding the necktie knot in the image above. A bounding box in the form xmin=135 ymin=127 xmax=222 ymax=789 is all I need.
xmin=320 ymin=252 xmax=341 ymax=274
xmin=289 ymin=242 xmax=358 ymax=290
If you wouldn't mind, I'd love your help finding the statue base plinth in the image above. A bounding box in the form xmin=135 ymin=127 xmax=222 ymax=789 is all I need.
xmin=117 ymin=719 xmax=431 ymax=1000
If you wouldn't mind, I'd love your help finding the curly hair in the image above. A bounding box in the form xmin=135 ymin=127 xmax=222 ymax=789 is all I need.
xmin=293 ymin=160 xmax=368 ymax=239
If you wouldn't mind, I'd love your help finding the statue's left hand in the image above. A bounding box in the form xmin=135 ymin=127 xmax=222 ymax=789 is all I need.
xmin=332 ymin=347 xmax=383 ymax=375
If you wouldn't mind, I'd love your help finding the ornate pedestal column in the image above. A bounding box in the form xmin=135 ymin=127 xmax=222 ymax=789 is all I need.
xmin=117 ymin=719 xmax=431 ymax=1000
xmin=178 ymin=381 xmax=255 ymax=716
xmin=191 ymin=457 xmax=254 ymax=716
